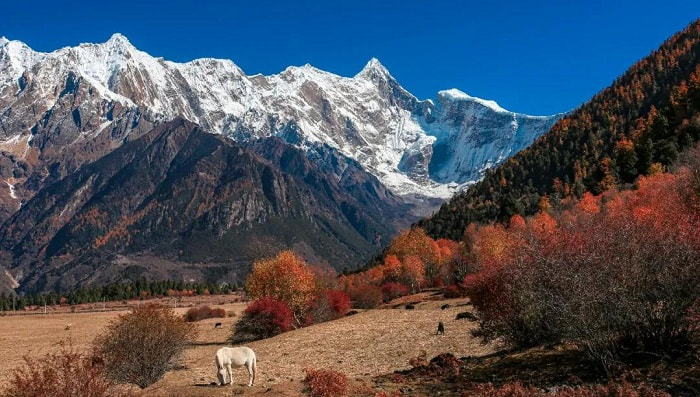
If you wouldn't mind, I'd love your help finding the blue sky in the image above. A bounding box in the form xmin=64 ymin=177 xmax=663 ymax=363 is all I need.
xmin=1 ymin=1 xmax=698 ymax=115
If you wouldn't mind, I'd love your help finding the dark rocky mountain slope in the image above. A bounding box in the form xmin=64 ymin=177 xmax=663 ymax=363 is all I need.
xmin=0 ymin=118 xmax=412 ymax=293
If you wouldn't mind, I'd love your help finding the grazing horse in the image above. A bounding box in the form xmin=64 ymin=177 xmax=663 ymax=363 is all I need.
xmin=214 ymin=322 xmax=222 ymax=328
xmin=215 ymin=346 xmax=257 ymax=386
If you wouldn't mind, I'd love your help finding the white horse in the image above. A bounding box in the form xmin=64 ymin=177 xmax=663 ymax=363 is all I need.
xmin=215 ymin=346 xmax=257 ymax=386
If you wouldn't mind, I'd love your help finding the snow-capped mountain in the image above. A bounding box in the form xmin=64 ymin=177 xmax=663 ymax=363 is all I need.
xmin=0 ymin=34 xmax=562 ymax=218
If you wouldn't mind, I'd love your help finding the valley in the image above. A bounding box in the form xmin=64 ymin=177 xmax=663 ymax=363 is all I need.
xmin=0 ymin=8 xmax=698 ymax=397
xmin=0 ymin=293 xmax=497 ymax=396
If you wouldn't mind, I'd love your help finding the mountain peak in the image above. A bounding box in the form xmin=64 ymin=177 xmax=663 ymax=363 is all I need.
xmin=106 ymin=33 xmax=131 ymax=46
xmin=0 ymin=37 xmax=8 ymax=47
xmin=280 ymin=63 xmax=326 ymax=79
xmin=438 ymin=88 xmax=509 ymax=113
xmin=101 ymin=33 xmax=136 ymax=53
xmin=356 ymin=57 xmax=391 ymax=79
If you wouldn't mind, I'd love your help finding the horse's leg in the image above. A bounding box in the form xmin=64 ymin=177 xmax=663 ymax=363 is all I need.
xmin=246 ymin=361 xmax=253 ymax=386
xmin=225 ymin=364 xmax=232 ymax=385
xmin=216 ymin=357 xmax=225 ymax=386
xmin=252 ymin=357 xmax=257 ymax=386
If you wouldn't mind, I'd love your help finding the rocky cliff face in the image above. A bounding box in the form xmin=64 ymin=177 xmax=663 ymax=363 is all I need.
xmin=0 ymin=119 xmax=412 ymax=293
xmin=425 ymin=89 xmax=560 ymax=186
xmin=0 ymin=34 xmax=561 ymax=225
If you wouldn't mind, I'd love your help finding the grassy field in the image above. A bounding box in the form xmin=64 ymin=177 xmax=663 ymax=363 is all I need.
xmin=0 ymin=294 xmax=497 ymax=396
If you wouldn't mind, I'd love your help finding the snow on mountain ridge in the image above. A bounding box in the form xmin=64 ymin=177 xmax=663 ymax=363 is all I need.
xmin=0 ymin=34 xmax=563 ymax=200
xmin=356 ymin=57 xmax=392 ymax=78
xmin=438 ymin=88 xmax=508 ymax=113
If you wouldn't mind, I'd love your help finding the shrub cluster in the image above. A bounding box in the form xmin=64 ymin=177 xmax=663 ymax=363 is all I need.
xmin=93 ymin=303 xmax=197 ymax=388
xmin=349 ymin=285 xmax=383 ymax=309
xmin=340 ymin=230 xmax=468 ymax=308
xmin=303 ymin=368 xmax=349 ymax=397
xmin=1 ymin=342 xmax=130 ymax=397
xmin=230 ymin=297 xmax=295 ymax=343
xmin=307 ymin=289 xmax=351 ymax=324
xmin=184 ymin=305 xmax=226 ymax=322
xmin=465 ymin=166 xmax=700 ymax=371
xmin=381 ymin=282 xmax=410 ymax=302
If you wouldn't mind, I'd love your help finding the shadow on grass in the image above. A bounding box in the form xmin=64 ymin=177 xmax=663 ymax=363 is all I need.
xmin=189 ymin=341 xmax=229 ymax=347
xmin=193 ymin=382 xmax=220 ymax=387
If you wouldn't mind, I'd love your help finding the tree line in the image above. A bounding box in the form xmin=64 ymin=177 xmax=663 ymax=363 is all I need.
xmin=0 ymin=278 xmax=235 ymax=311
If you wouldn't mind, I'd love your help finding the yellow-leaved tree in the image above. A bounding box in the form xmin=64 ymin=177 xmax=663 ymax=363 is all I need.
xmin=245 ymin=250 xmax=316 ymax=320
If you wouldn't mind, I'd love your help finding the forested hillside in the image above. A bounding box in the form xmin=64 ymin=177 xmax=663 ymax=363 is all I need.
xmin=421 ymin=19 xmax=700 ymax=240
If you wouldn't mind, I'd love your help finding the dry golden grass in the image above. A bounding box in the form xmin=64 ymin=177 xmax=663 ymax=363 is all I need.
xmin=0 ymin=310 xmax=120 ymax=386
xmin=0 ymin=296 xmax=497 ymax=396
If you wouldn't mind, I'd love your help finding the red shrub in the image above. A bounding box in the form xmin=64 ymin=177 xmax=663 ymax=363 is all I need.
xmin=1 ymin=343 xmax=130 ymax=397
xmin=185 ymin=305 xmax=207 ymax=321
xmin=307 ymin=290 xmax=352 ymax=325
xmin=243 ymin=298 xmax=293 ymax=327
xmin=349 ymin=285 xmax=383 ymax=309
xmin=303 ymin=368 xmax=348 ymax=397
xmin=184 ymin=305 xmax=227 ymax=322
xmin=230 ymin=298 xmax=294 ymax=343
xmin=324 ymin=290 xmax=351 ymax=318
xmin=381 ymin=282 xmax=410 ymax=302
xmin=212 ymin=307 xmax=227 ymax=317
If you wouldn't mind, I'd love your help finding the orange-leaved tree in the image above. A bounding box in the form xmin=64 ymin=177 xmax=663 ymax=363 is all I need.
xmin=245 ymin=250 xmax=316 ymax=321
xmin=386 ymin=227 xmax=441 ymax=265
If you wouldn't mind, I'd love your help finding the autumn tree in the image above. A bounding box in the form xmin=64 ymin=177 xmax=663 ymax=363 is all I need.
xmin=386 ymin=227 xmax=441 ymax=266
xmin=245 ymin=250 xmax=316 ymax=320
xmin=400 ymin=255 xmax=425 ymax=292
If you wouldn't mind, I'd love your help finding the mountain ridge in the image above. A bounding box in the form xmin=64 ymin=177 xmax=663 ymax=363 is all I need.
xmin=0 ymin=33 xmax=561 ymax=214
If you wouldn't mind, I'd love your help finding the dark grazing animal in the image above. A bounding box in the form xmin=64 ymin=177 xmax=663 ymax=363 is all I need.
xmin=440 ymin=304 xmax=451 ymax=310
xmin=436 ymin=321 xmax=445 ymax=335
xmin=455 ymin=311 xmax=477 ymax=321
xmin=405 ymin=303 xmax=415 ymax=310
xmin=214 ymin=322 xmax=222 ymax=328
